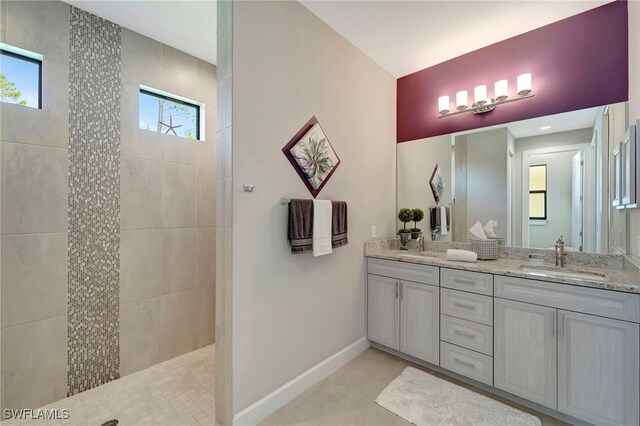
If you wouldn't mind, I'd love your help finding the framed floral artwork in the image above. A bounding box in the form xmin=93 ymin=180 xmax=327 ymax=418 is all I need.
xmin=282 ymin=116 xmax=341 ymax=198
xmin=429 ymin=163 xmax=445 ymax=204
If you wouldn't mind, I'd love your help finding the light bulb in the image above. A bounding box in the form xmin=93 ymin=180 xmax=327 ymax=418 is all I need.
xmin=456 ymin=91 xmax=468 ymax=110
xmin=438 ymin=95 xmax=450 ymax=115
xmin=474 ymin=85 xmax=488 ymax=106
xmin=517 ymin=73 xmax=532 ymax=96
xmin=495 ymin=79 xmax=508 ymax=101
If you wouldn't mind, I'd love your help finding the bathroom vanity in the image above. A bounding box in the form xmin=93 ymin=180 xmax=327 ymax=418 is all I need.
xmin=365 ymin=245 xmax=640 ymax=426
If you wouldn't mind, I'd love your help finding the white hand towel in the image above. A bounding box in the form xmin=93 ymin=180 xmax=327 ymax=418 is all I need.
xmin=469 ymin=221 xmax=487 ymax=240
xmin=312 ymin=200 xmax=333 ymax=257
xmin=440 ymin=206 xmax=448 ymax=235
xmin=446 ymin=249 xmax=478 ymax=262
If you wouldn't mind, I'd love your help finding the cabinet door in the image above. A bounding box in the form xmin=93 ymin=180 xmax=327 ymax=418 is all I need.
xmin=494 ymin=298 xmax=557 ymax=409
xmin=400 ymin=281 xmax=439 ymax=364
xmin=367 ymin=274 xmax=399 ymax=350
xmin=558 ymin=311 xmax=639 ymax=426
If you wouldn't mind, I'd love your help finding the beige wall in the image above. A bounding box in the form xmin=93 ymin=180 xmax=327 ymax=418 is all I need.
xmin=464 ymin=128 xmax=510 ymax=240
xmin=628 ymin=0 xmax=640 ymax=256
xmin=397 ymin=135 xmax=452 ymax=240
xmin=231 ymin=0 xmax=396 ymax=416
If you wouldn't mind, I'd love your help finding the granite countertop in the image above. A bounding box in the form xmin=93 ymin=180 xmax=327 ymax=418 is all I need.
xmin=365 ymin=246 xmax=640 ymax=294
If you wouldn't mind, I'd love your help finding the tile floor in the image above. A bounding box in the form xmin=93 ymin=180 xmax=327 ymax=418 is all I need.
xmin=3 ymin=345 xmax=215 ymax=426
xmin=262 ymin=347 xmax=571 ymax=426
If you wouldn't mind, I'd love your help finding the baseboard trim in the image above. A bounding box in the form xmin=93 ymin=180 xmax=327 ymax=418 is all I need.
xmin=233 ymin=337 xmax=371 ymax=426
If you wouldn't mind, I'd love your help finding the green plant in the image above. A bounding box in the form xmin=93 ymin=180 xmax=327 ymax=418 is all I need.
xmin=411 ymin=208 xmax=425 ymax=232
xmin=398 ymin=229 xmax=412 ymax=234
xmin=397 ymin=208 xmax=413 ymax=233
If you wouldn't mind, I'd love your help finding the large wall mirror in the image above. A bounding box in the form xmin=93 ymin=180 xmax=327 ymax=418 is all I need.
xmin=397 ymin=102 xmax=629 ymax=254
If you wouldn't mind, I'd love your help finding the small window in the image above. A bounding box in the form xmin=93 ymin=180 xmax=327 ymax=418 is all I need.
xmin=529 ymin=164 xmax=547 ymax=220
xmin=0 ymin=45 xmax=42 ymax=109
xmin=138 ymin=87 xmax=202 ymax=140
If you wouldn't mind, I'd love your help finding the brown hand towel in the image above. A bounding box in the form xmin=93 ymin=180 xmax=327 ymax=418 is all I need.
xmin=331 ymin=201 xmax=348 ymax=248
xmin=288 ymin=199 xmax=314 ymax=254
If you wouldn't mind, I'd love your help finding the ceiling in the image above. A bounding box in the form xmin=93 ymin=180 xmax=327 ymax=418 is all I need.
xmin=506 ymin=107 xmax=599 ymax=139
xmin=453 ymin=106 xmax=600 ymax=139
xmin=300 ymin=0 xmax=612 ymax=77
xmin=62 ymin=0 xmax=217 ymax=65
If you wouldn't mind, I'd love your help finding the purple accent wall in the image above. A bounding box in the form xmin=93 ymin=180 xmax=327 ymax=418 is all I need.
xmin=397 ymin=1 xmax=628 ymax=143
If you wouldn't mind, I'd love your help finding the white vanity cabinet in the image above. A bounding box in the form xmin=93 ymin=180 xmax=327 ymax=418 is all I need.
xmin=494 ymin=298 xmax=558 ymax=409
xmin=367 ymin=258 xmax=439 ymax=364
xmin=495 ymin=275 xmax=640 ymax=426
xmin=367 ymin=274 xmax=400 ymax=350
xmin=400 ymin=281 xmax=439 ymax=364
xmin=557 ymin=311 xmax=639 ymax=426
xmin=367 ymin=256 xmax=640 ymax=426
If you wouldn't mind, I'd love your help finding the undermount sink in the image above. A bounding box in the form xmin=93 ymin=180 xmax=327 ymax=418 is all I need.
xmin=517 ymin=265 xmax=607 ymax=282
xmin=397 ymin=253 xmax=438 ymax=261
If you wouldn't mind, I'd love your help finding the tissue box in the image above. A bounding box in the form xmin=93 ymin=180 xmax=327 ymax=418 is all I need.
xmin=489 ymin=236 xmax=505 ymax=247
xmin=469 ymin=239 xmax=499 ymax=260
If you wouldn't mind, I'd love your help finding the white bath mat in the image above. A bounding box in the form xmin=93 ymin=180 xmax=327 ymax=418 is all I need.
xmin=376 ymin=367 xmax=541 ymax=426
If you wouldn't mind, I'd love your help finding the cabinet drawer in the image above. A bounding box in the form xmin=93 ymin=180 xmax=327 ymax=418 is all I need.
xmin=441 ymin=314 xmax=493 ymax=355
xmin=368 ymin=257 xmax=439 ymax=286
xmin=440 ymin=342 xmax=493 ymax=386
xmin=441 ymin=288 xmax=493 ymax=325
xmin=494 ymin=275 xmax=640 ymax=323
xmin=441 ymin=268 xmax=493 ymax=295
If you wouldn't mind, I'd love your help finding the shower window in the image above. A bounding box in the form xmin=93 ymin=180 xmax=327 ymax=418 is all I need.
xmin=0 ymin=45 xmax=42 ymax=109
xmin=529 ymin=164 xmax=547 ymax=220
xmin=138 ymin=86 xmax=202 ymax=140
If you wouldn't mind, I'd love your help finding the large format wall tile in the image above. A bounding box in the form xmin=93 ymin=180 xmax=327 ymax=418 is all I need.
xmin=1 ymin=316 xmax=67 ymax=410
xmin=195 ymin=285 xmax=215 ymax=348
xmin=120 ymin=297 xmax=162 ymax=376
xmin=161 ymin=162 xmax=196 ymax=227
xmin=4 ymin=0 xmax=70 ymax=65
xmin=120 ymin=229 xmax=163 ymax=302
xmin=197 ymin=167 xmax=216 ymax=227
xmin=196 ymin=227 xmax=216 ymax=288
xmin=0 ymin=60 xmax=69 ymax=148
xmin=162 ymin=227 xmax=197 ymax=294
xmin=162 ymin=133 xmax=197 ymax=165
xmin=162 ymin=46 xmax=199 ymax=101
xmin=1 ymin=142 xmax=68 ymax=234
xmin=121 ymin=156 xmax=162 ymax=230
xmin=160 ymin=290 xmax=197 ymax=361
xmin=120 ymin=83 xmax=162 ymax=161
xmin=121 ymin=28 xmax=162 ymax=88
xmin=1 ymin=233 xmax=67 ymax=328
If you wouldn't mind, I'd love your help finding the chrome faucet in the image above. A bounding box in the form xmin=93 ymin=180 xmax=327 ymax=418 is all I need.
xmin=554 ymin=235 xmax=566 ymax=267
xmin=417 ymin=233 xmax=425 ymax=253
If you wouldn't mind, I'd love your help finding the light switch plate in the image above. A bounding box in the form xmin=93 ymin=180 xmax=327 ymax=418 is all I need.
xmin=371 ymin=226 xmax=377 ymax=238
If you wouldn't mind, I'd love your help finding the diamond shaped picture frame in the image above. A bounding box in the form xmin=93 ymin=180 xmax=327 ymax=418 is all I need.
xmin=282 ymin=116 xmax=341 ymax=198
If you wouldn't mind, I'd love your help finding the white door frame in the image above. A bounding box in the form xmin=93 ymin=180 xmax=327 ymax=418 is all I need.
xmin=521 ymin=143 xmax=594 ymax=249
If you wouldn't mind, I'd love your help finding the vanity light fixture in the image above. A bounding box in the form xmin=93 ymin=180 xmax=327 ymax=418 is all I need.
xmin=437 ymin=73 xmax=534 ymax=118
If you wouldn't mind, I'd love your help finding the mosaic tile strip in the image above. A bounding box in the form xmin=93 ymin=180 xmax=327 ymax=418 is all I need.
xmin=68 ymin=6 xmax=121 ymax=396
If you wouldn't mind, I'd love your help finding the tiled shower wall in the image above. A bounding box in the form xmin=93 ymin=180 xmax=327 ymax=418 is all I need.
xmin=0 ymin=0 xmax=216 ymax=411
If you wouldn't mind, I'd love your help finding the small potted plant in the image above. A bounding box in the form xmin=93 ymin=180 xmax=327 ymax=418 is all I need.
xmin=397 ymin=208 xmax=413 ymax=250
xmin=410 ymin=208 xmax=424 ymax=239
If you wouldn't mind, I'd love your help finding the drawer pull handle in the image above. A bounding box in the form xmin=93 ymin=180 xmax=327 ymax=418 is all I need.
xmin=454 ymin=330 xmax=476 ymax=339
xmin=453 ymin=278 xmax=477 ymax=286
xmin=453 ymin=358 xmax=476 ymax=369
xmin=453 ymin=302 xmax=476 ymax=311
